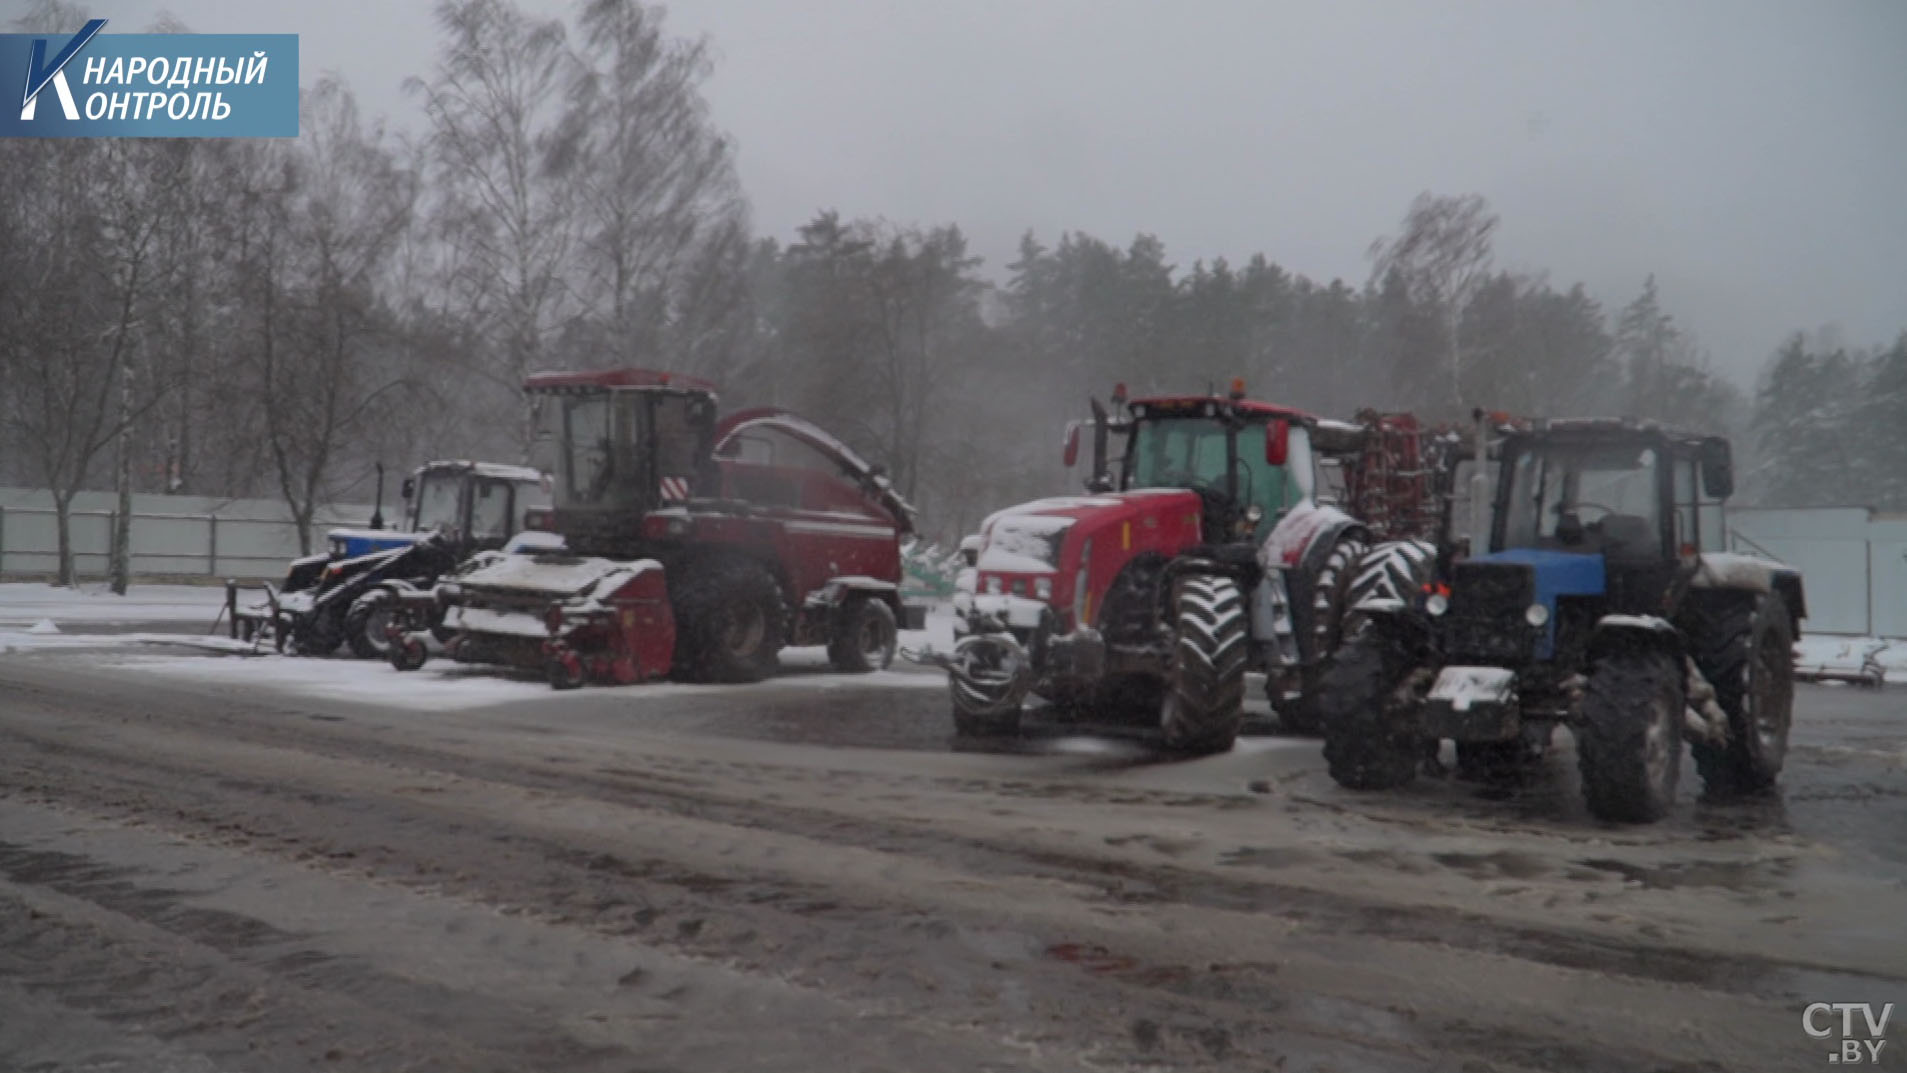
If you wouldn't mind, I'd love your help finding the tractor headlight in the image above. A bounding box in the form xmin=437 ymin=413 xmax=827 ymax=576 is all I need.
xmin=1034 ymin=576 xmax=1053 ymax=601
xmin=1425 ymin=593 xmax=1449 ymax=617
xmin=1524 ymin=603 xmax=1550 ymax=628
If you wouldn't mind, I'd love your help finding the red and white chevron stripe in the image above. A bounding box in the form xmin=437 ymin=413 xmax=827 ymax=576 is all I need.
xmin=659 ymin=476 xmax=690 ymax=501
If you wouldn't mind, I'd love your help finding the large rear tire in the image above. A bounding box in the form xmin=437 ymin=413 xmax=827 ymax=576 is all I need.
xmin=672 ymin=558 xmax=787 ymax=683
xmin=1576 ymin=647 xmax=1684 ymax=823
xmin=1160 ymin=575 xmax=1248 ymax=755
xmin=344 ymin=589 xmax=399 ymax=660
xmin=1319 ymin=626 xmax=1422 ymax=790
xmin=1271 ymin=535 xmax=1368 ymax=735
xmin=1687 ymin=591 xmax=1794 ymax=797
xmin=828 ymin=596 xmax=897 ymax=673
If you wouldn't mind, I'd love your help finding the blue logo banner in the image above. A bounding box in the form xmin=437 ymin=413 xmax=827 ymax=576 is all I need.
xmin=2 ymin=22 xmax=298 ymax=138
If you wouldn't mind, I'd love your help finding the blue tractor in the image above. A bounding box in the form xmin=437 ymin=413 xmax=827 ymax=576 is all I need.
xmin=241 ymin=461 xmax=550 ymax=657
xmin=1319 ymin=420 xmax=1805 ymax=823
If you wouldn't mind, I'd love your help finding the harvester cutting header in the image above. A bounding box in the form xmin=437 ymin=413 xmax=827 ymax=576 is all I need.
xmin=388 ymin=368 xmax=922 ymax=688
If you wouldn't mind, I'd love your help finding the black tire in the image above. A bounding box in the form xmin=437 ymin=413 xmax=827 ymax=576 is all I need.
xmin=671 ymin=557 xmax=787 ymax=683
xmin=1576 ymin=646 xmax=1684 ymax=823
xmin=1268 ymin=536 xmax=1367 ymax=735
xmin=547 ymin=654 xmax=585 ymax=691
xmin=1340 ymin=540 xmax=1436 ymax=638
xmin=828 ymin=596 xmax=897 ymax=673
xmin=1687 ymin=591 xmax=1794 ymax=796
xmin=390 ymin=636 xmax=429 ymax=672
xmin=291 ymin=605 xmax=345 ymax=656
xmin=344 ymin=589 xmax=399 ymax=660
xmin=1160 ymin=575 xmax=1248 ymax=755
xmin=1305 ymin=535 xmax=1367 ymax=659
xmin=1319 ymin=626 xmax=1422 ymax=790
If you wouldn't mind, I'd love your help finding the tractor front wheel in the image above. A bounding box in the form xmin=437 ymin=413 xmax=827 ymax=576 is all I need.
xmin=1319 ymin=626 xmax=1423 ymax=790
xmin=291 ymin=606 xmax=345 ymax=657
xmin=344 ymin=589 xmax=399 ymax=660
xmin=1160 ymin=575 xmax=1248 ymax=755
xmin=1576 ymin=647 xmax=1685 ymax=823
xmin=828 ymin=596 xmax=898 ymax=673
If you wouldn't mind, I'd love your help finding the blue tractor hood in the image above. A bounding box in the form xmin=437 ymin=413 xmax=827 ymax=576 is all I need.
xmin=1469 ymin=547 xmax=1606 ymax=605
xmin=1466 ymin=548 xmax=1605 ymax=659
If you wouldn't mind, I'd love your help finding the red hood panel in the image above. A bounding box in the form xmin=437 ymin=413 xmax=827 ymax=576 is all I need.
xmin=982 ymin=489 xmax=1201 ymax=533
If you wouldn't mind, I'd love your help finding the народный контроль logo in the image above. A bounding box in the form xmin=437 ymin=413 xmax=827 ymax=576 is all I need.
xmin=5 ymin=17 xmax=296 ymax=138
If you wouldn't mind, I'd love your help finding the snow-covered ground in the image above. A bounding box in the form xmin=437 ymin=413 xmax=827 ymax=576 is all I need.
xmin=0 ymin=596 xmax=960 ymax=708
xmin=0 ymin=583 xmax=228 ymax=629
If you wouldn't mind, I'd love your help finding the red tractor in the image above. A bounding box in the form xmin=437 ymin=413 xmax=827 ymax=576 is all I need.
xmin=388 ymin=369 xmax=918 ymax=687
xmin=929 ymin=381 xmax=1449 ymax=751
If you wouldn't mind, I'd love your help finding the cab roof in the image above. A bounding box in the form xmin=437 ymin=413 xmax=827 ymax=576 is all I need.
xmin=1509 ymin=418 xmax=1725 ymax=452
xmin=1126 ymin=394 xmax=1316 ymax=423
xmin=523 ymin=368 xmax=720 ymax=395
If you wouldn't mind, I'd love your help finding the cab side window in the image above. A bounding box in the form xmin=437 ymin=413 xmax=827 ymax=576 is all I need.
xmin=470 ymin=480 xmax=513 ymax=542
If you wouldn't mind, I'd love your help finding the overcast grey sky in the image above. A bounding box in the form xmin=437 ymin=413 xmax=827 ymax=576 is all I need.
xmin=80 ymin=0 xmax=1907 ymax=379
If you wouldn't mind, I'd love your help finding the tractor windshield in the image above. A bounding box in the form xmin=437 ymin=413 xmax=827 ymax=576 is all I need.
xmin=552 ymin=394 xmax=646 ymax=509
xmin=1500 ymin=442 xmax=1663 ymax=557
xmin=411 ymin=472 xmax=464 ymax=537
xmin=1126 ymin=416 xmax=1302 ymax=522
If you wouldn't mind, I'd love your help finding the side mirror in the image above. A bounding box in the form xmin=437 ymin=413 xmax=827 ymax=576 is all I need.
xmin=400 ymin=477 xmax=415 ymax=500
xmin=1700 ymin=440 xmax=1734 ymax=499
xmin=1265 ymin=420 xmax=1290 ymax=467
xmin=1062 ymin=422 xmax=1081 ymax=468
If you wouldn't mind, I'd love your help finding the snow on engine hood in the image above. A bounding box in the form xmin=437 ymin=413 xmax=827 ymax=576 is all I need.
xmin=976 ymin=490 xmax=1202 ymax=574
xmin=977 ymin=513 xmax=1074 ymax=574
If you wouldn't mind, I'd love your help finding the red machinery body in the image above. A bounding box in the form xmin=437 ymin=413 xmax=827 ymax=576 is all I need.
xmin=936 ymin=381 xmax=1460 ymax=746
xmin=393 ymin=372 xmax=915 ymax=688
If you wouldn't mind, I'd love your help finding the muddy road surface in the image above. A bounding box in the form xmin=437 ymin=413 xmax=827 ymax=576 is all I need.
xmin=0 ymin=644 xmax=1902 ymax=1072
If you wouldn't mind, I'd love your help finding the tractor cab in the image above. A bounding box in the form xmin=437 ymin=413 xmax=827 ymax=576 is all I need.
xmin=1461 ymin=422 xmax=1733 ymax=649
xmin=1069 ymin=380 xmax=1318 ymax=545
xmin=398 ymin=461 xmax=549 ymax=555
xmin=526 ymin=368 xmax=721 ymax=557
xmin=1321 ymin=417 xmax=1805 ymax=824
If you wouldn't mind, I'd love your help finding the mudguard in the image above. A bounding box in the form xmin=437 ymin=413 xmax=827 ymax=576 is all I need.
xmin=1589 ymin=613 xmax=1682 ymax=660
xmin=1692 ymin=552 xmax=1807 ymax=623
xmin=1257 ymin=500 xmax=1364 ymax=573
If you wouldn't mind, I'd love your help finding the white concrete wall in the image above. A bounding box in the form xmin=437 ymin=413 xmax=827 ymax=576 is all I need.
xmin=1728 ymin=507 xmax=1907 ymax=637
xmin=0 ymin=487 xmax=376 ymax=580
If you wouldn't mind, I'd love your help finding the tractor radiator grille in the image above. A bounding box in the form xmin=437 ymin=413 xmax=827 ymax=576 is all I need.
xmin=1448 ymin=561 xmax=1534 ymax=619
xmin=1442 ymin=561 xmax=1537 ymax=664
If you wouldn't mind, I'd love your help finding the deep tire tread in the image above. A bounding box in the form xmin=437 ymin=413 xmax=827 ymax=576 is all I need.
xmin=1576 ymin=647 xmax=1684 ymax=824
xmin=1161 ymin=575 xmax=1248 ymax=754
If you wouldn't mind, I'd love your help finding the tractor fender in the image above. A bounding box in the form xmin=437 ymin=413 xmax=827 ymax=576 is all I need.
xmin=1588 ymin=613 xmax=1683 ymax=661
xmin=1691 ymin=553 xmax=1807 ymax=625
xmin=1257 ymin=501 xmax=1365 ymax=574
xmin=805 ymin=575 xmax=902 ymax=614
